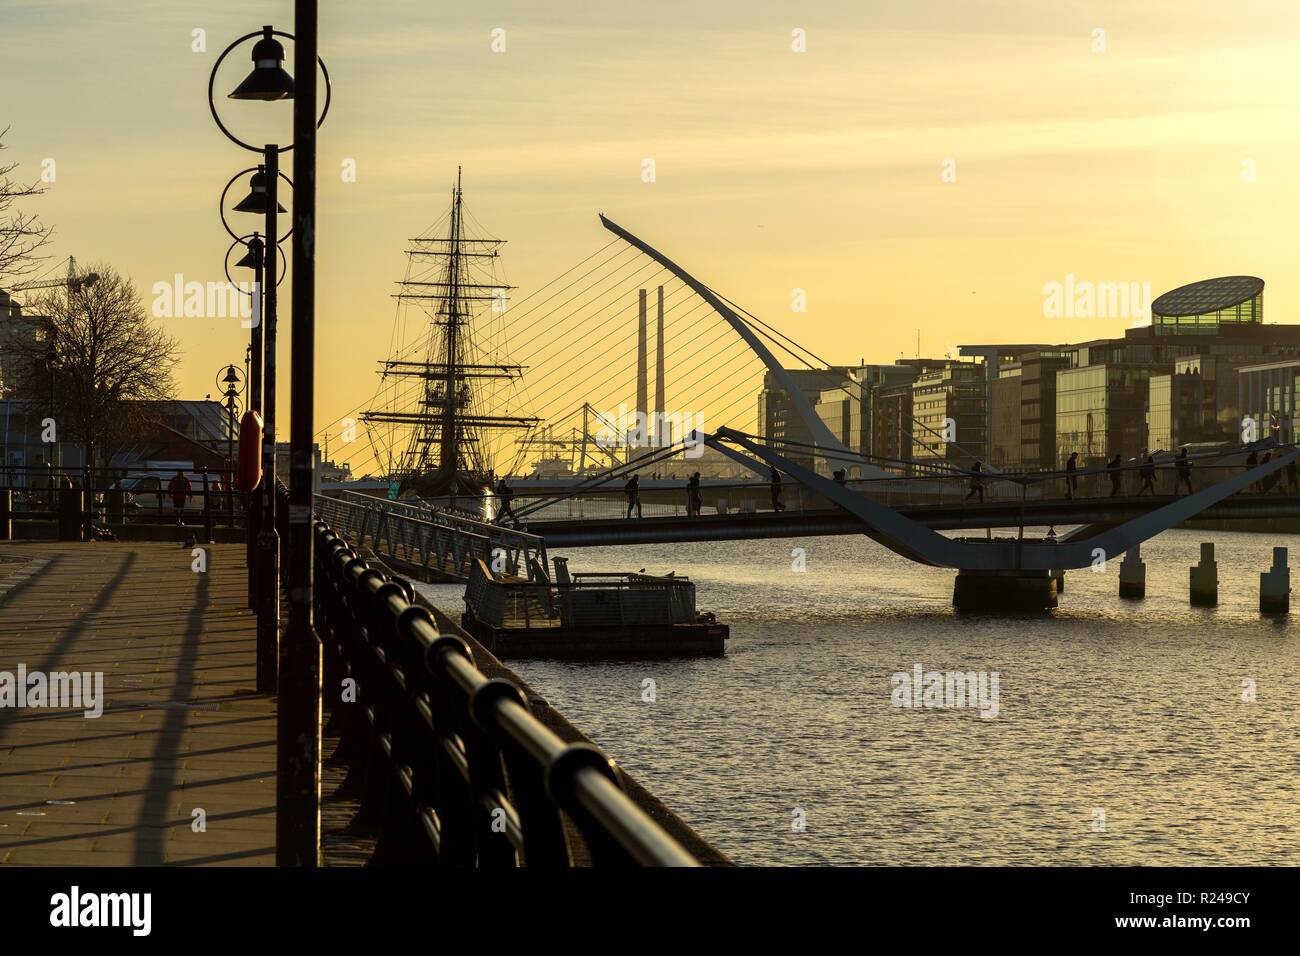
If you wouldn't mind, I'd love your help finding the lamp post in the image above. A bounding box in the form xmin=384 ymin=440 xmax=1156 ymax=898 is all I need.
xmin=212 ymin=31 xmax=301 ymax=698
xmin=218 ymin=364 xmax=244 ymax=481
xmin=286 ymin=0 xmax=323 ymax=871
xmin=210 ymin=17 xmax=330 ymax=867
xmin=43 ymin=332 xmax=58 ymax=509
xmin=228 ymin=231 xmax=283 ymax=615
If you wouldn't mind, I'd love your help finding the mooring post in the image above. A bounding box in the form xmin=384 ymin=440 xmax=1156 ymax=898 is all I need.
xmin=1260 ymin=546 xmax=1289 ymax=614
xmin=1119 ymin=546 xmax=1145 ymax=599
xmin=1190 ymin=542 xmax=1218 ymax=607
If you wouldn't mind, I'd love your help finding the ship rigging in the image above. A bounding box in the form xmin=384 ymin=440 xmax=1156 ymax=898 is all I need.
xmin=361 ymin=169 xmax=539 ymax=497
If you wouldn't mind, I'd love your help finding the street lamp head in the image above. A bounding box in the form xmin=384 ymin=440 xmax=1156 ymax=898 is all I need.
xmin=222 ymin=365 xmax=241 ymax=386
xmin=228 ymin=25 xmax=295 ymax=101
xmin=233 ymin=168 xmax=287 ymax=214
xmin=234 ymin=234 xmax=266 ymax=269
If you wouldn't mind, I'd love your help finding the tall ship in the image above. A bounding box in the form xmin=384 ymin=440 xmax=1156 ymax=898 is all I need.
xmin=362 ymin=169 xmax=538 ymax=498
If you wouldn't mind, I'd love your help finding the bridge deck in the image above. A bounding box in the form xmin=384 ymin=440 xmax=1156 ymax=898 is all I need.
xmin=0 ymin=542 xmax=275 ymax=866
xmin=530 ymin=493 xmax=1300 ymax=547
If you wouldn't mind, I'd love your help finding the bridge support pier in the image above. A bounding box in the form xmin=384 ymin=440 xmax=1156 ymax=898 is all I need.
xmin=1260 ymin=547 xmax=1289 ymax=614
xmin=1190 ymin=542 xmax=1218 ymax=607
xmin=1051 ymin=568 xmax=1065 ymax=594
xmin=953 ymin=569 xmax=1057 ymax=611
xmin=1119 ymin=547 xmax=1145 ymax=599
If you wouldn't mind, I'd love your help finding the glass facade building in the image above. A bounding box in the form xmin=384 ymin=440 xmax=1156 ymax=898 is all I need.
xmin=1055 ymin=363 xmax=1165 ymax=466
xmin=1151 ymin=276 xmax=1264 ymax=336
xmin=1238 ymin=359 xmax=1300 ymax=445
xmin=911 ymin=362 xmax=986 ymax=467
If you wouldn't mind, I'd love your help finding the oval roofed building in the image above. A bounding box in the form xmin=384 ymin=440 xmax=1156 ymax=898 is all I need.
xmin=1151 ymin=275 xmax=1263 ymax=335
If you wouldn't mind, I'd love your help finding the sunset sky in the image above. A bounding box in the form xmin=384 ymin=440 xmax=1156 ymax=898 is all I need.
xmin=4 ymin=0 xmax=1300 ymax=474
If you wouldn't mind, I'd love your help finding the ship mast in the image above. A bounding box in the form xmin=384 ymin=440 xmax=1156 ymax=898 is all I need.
xmin=362 ymin=169 xmax=539 ymax=496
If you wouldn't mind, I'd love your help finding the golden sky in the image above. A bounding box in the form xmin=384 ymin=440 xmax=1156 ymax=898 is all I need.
xmin=5 ymin=0 xmax=1300 ymax=474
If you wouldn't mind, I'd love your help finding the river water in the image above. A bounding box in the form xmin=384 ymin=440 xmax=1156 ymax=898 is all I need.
xmin=415 ymin=527 xmax=1298 ymax=865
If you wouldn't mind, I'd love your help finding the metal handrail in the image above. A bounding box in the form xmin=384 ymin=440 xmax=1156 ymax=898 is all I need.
xmin=312 ymin=515 xmax=699 ymax=866
xmin=315 ymin=491 xmax=546 ymax=579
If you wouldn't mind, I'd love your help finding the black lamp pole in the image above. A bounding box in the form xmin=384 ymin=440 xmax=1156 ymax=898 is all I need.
xmin=212 ymin=17 xmax=329 ymax=867
xmin=281 ymin=0 xmax=322 ymax=868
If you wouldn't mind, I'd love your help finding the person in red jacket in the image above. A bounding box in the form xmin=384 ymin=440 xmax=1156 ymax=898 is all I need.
xmin=167 ymin=470 xmax=192 ymax=525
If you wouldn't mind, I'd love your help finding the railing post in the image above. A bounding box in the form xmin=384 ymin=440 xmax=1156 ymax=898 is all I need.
xmin=201 ymin=467 xmax=213 ymax=545
xmin=255 ymin=476 xmax=279 ymax=693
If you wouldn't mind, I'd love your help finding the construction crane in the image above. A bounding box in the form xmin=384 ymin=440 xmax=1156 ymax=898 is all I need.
xmin=7 ymin=256 xmax=98 ymax=302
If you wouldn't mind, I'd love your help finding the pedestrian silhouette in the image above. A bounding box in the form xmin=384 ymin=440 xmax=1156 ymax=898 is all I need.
xmin=965 ymin=460 xmax=985 ymax=504
xmin=1138 ymin=453 xmax=1155 ymax=496
xmin=1107 ymin=454 xmax=1123 ymax=497
xmin=687 ymin=472 xmax=702 ymax=518
xmin=625 ymin=474 xmax=642 ymax=519
xmin=167 ymin=469 xmax=192 ymax=525
xmin=769 ymin=465 xmax=786 ymax=512
xmin=1174 ymin=448 xmax=1193 ymax=495
xmin=495 ymin=477 xmax=517 ymax=526
xmin=1064 ymin=451 xmax=1079 ymax=500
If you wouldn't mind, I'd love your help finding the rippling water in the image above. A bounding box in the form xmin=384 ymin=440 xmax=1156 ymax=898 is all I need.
xmin=416 ymin=527 xmax=1299 ymax=865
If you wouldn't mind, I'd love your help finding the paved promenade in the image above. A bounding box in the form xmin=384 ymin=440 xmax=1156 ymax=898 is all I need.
xmin=0 ymin=542 xmax=275 ymax=865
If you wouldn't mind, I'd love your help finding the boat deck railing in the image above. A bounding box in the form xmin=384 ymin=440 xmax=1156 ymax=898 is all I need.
xmin=466 ymin=560 xmax=698 ymax=629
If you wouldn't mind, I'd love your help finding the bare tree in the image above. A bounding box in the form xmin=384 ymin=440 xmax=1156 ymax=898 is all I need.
xmin=0 ymin=126 xmax=53 ymax=286
xmin=9 ymin=264 xmax=180 ymax=476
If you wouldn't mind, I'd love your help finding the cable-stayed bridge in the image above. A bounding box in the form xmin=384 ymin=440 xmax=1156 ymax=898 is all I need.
xmin=317 ymin=216 xmax=1299 ymax=609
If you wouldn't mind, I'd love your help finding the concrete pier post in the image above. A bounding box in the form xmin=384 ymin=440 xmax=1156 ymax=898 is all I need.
xmin=1260 ymin=546 xmax=1290 ymax=614
xmin=1051 ymin=568 xmax=1065 ymax=594
xmin=1190 ymin=542 xmax=1218 ymax=607
xmin=1119 ymin=546 xmax=1145 ymax=599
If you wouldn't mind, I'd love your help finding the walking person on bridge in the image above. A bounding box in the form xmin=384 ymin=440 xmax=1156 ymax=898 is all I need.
xmin=167 ymin=469 xmax=192 ymax=525
xmin=964 ymin=460 xmax=985 ymax=504
xmin=1259 ymin=451 xmax=1277 ymax=494
xmin=687 ymin=472 xmax=702 ymax=518
xmin=625 ymin=474 xmax=642 ymax=519
xmin=1137 ymin=452 xmax=1156 ymax=496
xmin=1175 ymin=447 xmax=1194 ymax=495
xmin=1107 ymin=454 xmax=1123 ymax=497
xmin=495 ymin=476 xmax=518 ymax=526
xmin=769 ymin=465 xmax=786 ymax=512
xmin=1064 ymin=451 xmax=1079 ymax=499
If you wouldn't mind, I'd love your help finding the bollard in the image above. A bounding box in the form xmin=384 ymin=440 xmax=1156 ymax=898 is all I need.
xmin=0 ymin=489 xmax=11 ymax=541
xmin=1190 ymin=542 xmax=1218 ymax=607
xmin=58 ymin=487 xmax=82 ymax=541
xmin=1051 ymin=568 xmax=1065 ymax=594
xmin=1119 ymin=546 xmax=1146 ymax=599
xmin=1260 ymin=547 xmax=1290 ymax=614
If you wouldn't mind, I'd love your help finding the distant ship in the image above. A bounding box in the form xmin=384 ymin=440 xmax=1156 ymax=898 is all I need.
xmin=362 ymin=169 xmax=538 ymax=498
